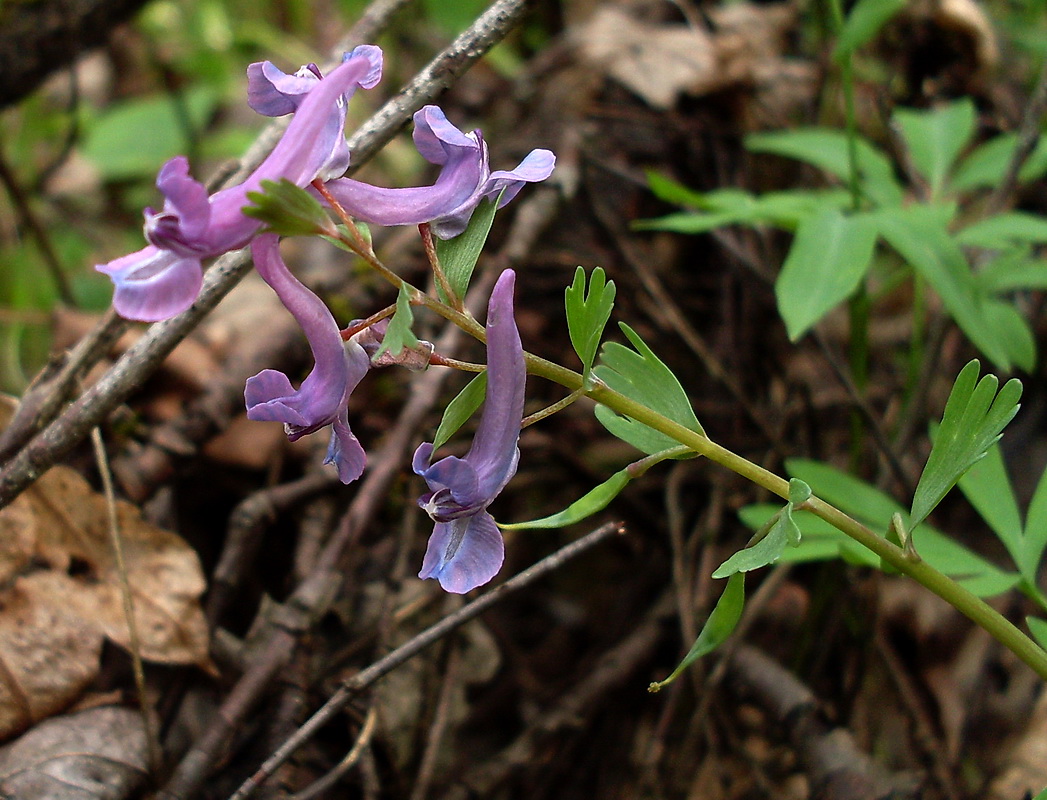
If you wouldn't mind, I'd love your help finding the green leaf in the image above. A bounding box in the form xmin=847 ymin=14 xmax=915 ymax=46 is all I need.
xmin=983 ymin=299 xmax=1036 ymax=372
xmin=503 ymin=470 xmax=630 ymax=530
xmin=775 ymin=209 xmax=877 ymax=340
xmin=783 ymin=459 xmax=1020 ymax=595
xmin=594 ymin=324 xmax=705 ymax=454
xmin=910 ymin=360 xmax=1022 ymax=531
xmin=636 ymin=186 xmax=852 ymax=234
xmin=648 ymin=573 xmax=745 ymax=692
xmin=1026 ymin=617 xmax=1047 ymax=653
xmin=952 ymin=133 xmax=1047 ymax=192
xmin=875 ymin=206 xmax=1013 ymax=369
xmin=978 ymin=252 xmax=1047 ymax=293
xmin=739 ymin=504 xmax=881 ymax=567
xmin=893 ymin=100 xmax=977 ymax=200
xmin=713 ymin=480 xmax=806 ymax=578
xmin=634 ymin=211 xmax=741 ymax=235
xmin=434 ymin=194 xmax=500 ymax=301
xmin=957 ymin=442 xmax=1024 ymax=568
xmin=1023 ymin=465 xmax=1047 ymax=580
xmin=82 ymin=87 xmax=217 ymax=180
xmin=244 ymin=179 xmax=332 ymax=237
xmin=431 ymin=371 xmax=486 ymax=451
xmin=955 ymin=212 xmax=1047 ymax=248
xmin=374 ymin=284 xmax=419 ymax=360
xmin=565 ymin=267 xmax=616 ymax=377
xmin=644 ymin=170 xmax=710 ymax=207
xmin=746 ymin=128 xmax=904 ymax=208
xmin=503 ymin=446 xmax=692 ymax=530
xmin=833 ymin=0 xmax=907 ymax=60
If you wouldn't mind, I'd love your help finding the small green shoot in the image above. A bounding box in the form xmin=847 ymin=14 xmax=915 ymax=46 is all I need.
xmin=910 ymin=360 xmax=1022 ymax=533
xmin=565 ymin=266 xmax=616 ymax=381
xmin=649 ymin=573 xmax=745 ymax=692
xmin=244 ymin=179 xmax=333 ymax=237
xmin=374 ymin=284 xmax=419 ymax=360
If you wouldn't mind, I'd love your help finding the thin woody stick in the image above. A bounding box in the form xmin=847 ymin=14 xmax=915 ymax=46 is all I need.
xmin=229 ymin=521 xmax=625 ymax=800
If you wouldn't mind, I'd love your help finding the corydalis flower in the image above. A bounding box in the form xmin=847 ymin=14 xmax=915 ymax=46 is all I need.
xmin=246 ymin=46 xmax=382 ymax=181
xmin=97 ymin=47 xmax=383 ymax=322
xmin=413 ymin=270 xmax=525 ymax=593
xmin=244 ymin=233 xmax=368 ymax=483
xmin=321 ymin=106 xmax=555 ymax=239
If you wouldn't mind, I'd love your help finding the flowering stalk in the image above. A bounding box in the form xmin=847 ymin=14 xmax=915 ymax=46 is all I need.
xmin=97 ymin=48 xmax=382 ymax=322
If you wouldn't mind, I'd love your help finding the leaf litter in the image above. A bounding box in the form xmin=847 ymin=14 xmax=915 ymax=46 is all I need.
xmin=0 ymin=398 xmax=209 ymax=740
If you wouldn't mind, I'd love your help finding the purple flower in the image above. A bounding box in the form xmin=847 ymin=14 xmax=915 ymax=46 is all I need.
xmin=413 ymin=270 xmax=525 ymax=593
xmin=244 ymin=234 xmax=368 ymax=483
xmin=97 ymin=47 xmax=383 ymax=322
xmin=247 ymin=46 xmax=383 ymax=181
xmin=321 ymin=106 xmax=555 ymax=239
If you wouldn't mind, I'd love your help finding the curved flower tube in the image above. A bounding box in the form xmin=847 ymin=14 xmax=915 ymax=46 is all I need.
xmin=321 ymin=106 xmax=555 ymax=239
xmin=244 ymin=234 xmax=368 ymax=484
xmin=97 ymin=47 xmax=383 ymax=322
xmin=413 ymin=269 xmax=525 ymax=593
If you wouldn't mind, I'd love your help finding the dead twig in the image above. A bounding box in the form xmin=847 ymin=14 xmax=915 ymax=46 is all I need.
xmin=207 ymin=471 xmax=340 ymax=627
xmin=288 ymin=706 xmax=379 ymax=800
xmin=228 ymin=521 xmax=627 ymax=800
xmin=727 ymin=645 xmax=920 ymax=800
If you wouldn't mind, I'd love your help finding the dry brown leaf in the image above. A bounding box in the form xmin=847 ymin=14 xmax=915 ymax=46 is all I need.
xmin=0 ymin=705 xmax=147 ymax=799
xmin=575 ymin=3 xmax=806 ymax=113
xmin=578 ymin=7 xmax=717 ymax=110
xmin=0 ymin=399 xmax=210 ymax=740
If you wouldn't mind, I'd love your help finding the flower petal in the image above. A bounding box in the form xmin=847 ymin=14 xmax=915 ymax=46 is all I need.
xmin=248 ymin=51 xmax=377 ymax=190
xmin=418 ymin=511 xmax=504 ymax=594
xmin=412 ymin=105 xmax=480 ymax=165
xmin=325 ymin=412 xmax=366 ymax=483
xmin=152 ymin=156 xmax=211 ymax=241
xmin=464 ymin=270 xmax=525 ymax=499
xmin=244 ymin=235 xmax=348 ymax=430
xmin=485 ymin=148 xmax=556 ymax=207
xmin=96 ymin=246 xmax=202 ymax=322
xmin=346 ymin=45 xmax=383 ymax=90
xmin=247 ymin=61 xmax=320 ymax=117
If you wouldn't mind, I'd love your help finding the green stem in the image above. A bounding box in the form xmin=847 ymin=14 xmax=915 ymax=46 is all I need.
xmin=522 ymin=353 xmax=1047 ymax=682
xmin=334 ymin=220 xmax=1047 ymax=683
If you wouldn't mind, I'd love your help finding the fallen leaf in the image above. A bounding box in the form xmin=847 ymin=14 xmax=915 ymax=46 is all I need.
xmin=575 ymin=3 xmax=805 ymax=113
xmin=0 ymin=705 xmax=147 ymax=799
xmin=0 ymin=398 xmax=210 ymax=740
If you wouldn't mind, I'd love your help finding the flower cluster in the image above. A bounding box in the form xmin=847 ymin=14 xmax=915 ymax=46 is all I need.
xmin=97 ymin=46 xmax=552 ymax=593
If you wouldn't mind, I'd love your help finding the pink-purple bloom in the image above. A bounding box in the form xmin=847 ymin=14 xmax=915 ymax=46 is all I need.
xmin=413 ymin=270 xmax=525 ymax=593
xmin=97 ymin=47 xmax=382 ymax=322
xmin=321 ymin=106 xmax=555 ymax=239
xmin=244 ymin=234 xmax=368 ymax=483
